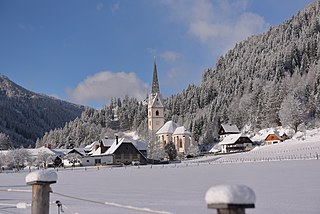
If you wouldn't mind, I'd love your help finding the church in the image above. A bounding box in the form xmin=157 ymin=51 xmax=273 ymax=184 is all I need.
xmin=147 ymin=58 xmax=193 ymax=155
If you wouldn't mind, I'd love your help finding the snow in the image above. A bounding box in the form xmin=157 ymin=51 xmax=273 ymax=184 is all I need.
xmin=156 ymin=121 xmax=178 ymax=135
xmin=124 ymin=131 xmax=140 ymax=140
xmin=218 ymin=133 xmax=242 ymax=145
xmin=25 ymin=170 xmax=57 ymax=184
xmin=221 ymin=124 xmax=240 ymax=133
xmin=205 ymin=184 xmax=256 ymax=205
xmin=3 ymin=128 xmax=320 ymax=214
xmin=173 ymin=126 xmax=191 ymax=135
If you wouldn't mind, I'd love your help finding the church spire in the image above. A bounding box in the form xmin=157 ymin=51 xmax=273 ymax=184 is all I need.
xmin=152 ymin=56 xmax=160 ymax=95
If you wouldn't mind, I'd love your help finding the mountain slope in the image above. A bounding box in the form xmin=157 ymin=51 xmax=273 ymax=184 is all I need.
xmin=0 ymin=75 xmax=85 ymax=147
xmin=164 ymin=1 xmax=320 ymax=142
xmin=39 ymin=1 xmax=320 ymax=148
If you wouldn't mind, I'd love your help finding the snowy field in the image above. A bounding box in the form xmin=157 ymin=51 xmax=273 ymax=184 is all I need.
xmin=1 ymin=159 xmax=320 ymax=214
xmin=1 ymin=129 xmax=320 ymax=214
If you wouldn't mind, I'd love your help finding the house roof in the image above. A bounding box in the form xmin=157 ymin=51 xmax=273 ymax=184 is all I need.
xmin=132 ymin=140 xmax=147 ymax=151
xmin=105 ymin=138 xmax=127 ymax=155
xmin=220 ymin=124 xmax=240 ymax=134
xmin=218 ymin=134 xmax=242 ymax=145
xmin=173 ymin=126 xmax=191 ymax=136
xmin=156 ymin=120 xmax=178 ymax=135
xmin=26 ymin=147 xmax=57 ymax=157
xmin=265 ymin=132 xmax=283 ymax=141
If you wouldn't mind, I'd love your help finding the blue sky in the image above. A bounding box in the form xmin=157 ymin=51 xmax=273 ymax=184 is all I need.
xmin=0 ymin=0 xmax=315 ymax=108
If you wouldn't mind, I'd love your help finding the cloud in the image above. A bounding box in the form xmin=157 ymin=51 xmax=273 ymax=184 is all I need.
xmin=18 ymin=24 xmax=35 ymax=31
xmin=96 ymin=3 xmax=104 ymax=11
xmin=161 ymin=0 xmax=269 ymax=54
xmin=67 ymin=71 xmax=149 ymax=105
xmin=111 ymin=2 xmax=120 ymax=13
xmin=159 ymin=51 xmax=181 ymax=62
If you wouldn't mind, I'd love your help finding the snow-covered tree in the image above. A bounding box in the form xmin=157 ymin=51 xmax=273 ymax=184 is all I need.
xmin=164 ymin=142 xmax=177 ymax=161
xmin=0 ymin=133 xmax=12 ymax=150
xmin=279 ymin=94 xmax=306 ymax=132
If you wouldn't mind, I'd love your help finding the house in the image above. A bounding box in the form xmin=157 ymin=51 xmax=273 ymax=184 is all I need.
xmin=81 ymin=137 xmax=147 ymax=166
xmin=156 ymin=121 xmax=193 ymax=155
xmin=218 ymin=124 xmax=240 ymax=140
xmin=217 ymin=134 xmax=253 ymax=153
xmin=265 ymin=131 xmax=287 ymax=145
xmin=105 ymin=137 xmax=147 ymax=165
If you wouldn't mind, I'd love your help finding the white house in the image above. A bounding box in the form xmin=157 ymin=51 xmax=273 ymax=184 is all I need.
xmin=215 ymin=134 xmax=253 ymax=154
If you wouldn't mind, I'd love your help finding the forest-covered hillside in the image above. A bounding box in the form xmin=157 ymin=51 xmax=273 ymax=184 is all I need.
xmin=38 ymin=1 xmax=320 ymax=148
xmin=0 ymin=75 xmax=85 ymax=148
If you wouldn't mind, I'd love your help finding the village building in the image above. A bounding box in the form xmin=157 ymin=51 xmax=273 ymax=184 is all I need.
xmin=148 ymin=58 xmax=193 ymax=155
xmin=216 ymin=134 xmax=253 ymax=154
xmin=264 ymin=131 xmax=287 ymax=145
xmin=218 ymin=124 xmax=241 ymax=140
xmin=82 ymin=137 xmax=147 ymax=166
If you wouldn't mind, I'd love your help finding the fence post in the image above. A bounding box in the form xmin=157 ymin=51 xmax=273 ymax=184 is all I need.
xmin=26 ymin=170 xmax=57 ymax=214
xmin=205 ymin=184 xmax=255 ymax=214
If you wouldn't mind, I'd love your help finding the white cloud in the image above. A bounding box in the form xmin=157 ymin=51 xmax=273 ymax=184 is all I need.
xmin=161 ymin=0 xmax=269 ymax=54
xmin=159 ymin=51 xmax=181 ymax=62
xmin=96 ymin=3 xmax=104 ymax=11
xmin=67 ymin=71 xmax=149 ymax=105
xmin=111 ymin=2 xmax=120 ymax=13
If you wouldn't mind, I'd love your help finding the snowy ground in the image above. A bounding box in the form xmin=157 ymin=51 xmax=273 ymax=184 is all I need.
xmin=1 ymin=129 xmax=320 ymax=214
xmin=1 ymin=159 xmax=320 ymax=214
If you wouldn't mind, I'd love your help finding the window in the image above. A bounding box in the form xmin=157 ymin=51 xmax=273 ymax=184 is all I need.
xmin=86 ymin=160 xmax=89 ymax=163
xmin=179 ymin=139 xmax=183 ymax=148
xmin=149 ymin=111 xmax=151 ymax=116
xmin=156 ymin=110 xmax=159 ymax=116
xmin=95 ymin=159 xmax=101 ymax=164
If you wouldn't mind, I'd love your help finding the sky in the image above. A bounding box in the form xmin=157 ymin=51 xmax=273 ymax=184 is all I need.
xmin=0 ymin=0 xmax=315 ymax=109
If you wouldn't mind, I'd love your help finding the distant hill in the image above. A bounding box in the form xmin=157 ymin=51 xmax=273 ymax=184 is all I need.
xmin=0 ymin=75 xmax=85 ymax=147
xmin=39 ymin=1 xmax=320 ymax=148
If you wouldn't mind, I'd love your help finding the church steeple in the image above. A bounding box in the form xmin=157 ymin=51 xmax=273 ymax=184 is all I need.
xmin=152 ymin=56 xmax=160 ymax=95
xmin=148 ymin=56 xmax=164 ymax=135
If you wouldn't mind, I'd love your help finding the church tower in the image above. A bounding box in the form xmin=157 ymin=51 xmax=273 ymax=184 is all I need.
xmin=148 ymin=57 xmax=165 ymax=135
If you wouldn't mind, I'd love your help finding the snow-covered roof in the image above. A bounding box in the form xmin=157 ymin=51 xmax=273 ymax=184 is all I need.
xmin=221 ymin=124 xmax=240 ymax=134
xmin=173 ymin=126 xmax=191 ymax=136
xmin=90 ymin=147 xmax=103 ymax=156
xmin=218 ymin=134 xmax=242 ymax=145
xmin=156 ymin=121 xmax=178 ymax=135
xmin=132 ymin=140 xmax=147 ymax=150
xmin=105 ymin=138 xmax=126 ymax=155
xmin=26 ymin=147 xmax=57 ymax=157
xmin=205 ymin=184 xmax=256 ymax=205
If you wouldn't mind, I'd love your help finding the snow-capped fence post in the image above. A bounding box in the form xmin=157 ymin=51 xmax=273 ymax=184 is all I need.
xmin=205 ymin=184 xmax=255 ymax=214
xmin=26 ymin=170 xmax=57 ymax=214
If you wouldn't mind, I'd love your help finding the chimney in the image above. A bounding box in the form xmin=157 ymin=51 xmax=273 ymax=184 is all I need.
xmin=115 ymin=135 xmax=119 ymax=145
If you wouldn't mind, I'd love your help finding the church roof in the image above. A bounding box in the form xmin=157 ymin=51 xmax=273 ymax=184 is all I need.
xmin=156 ymin=121 xmax=178 ymax=135
xmin=152 ymin=56 xmax=160 ymax=95
xmin=149 ymin=93 xmax=164 ymax=108
xmin=173 ymin=126 xmax=191 ymax=136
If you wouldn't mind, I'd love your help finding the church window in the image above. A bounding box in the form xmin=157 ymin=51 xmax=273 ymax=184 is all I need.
xmin=156 ymin=110 xmax=159 ymax=116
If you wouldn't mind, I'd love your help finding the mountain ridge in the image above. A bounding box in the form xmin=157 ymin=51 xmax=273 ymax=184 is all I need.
xmin=0 ymin=75 xmax=86 ymax=148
